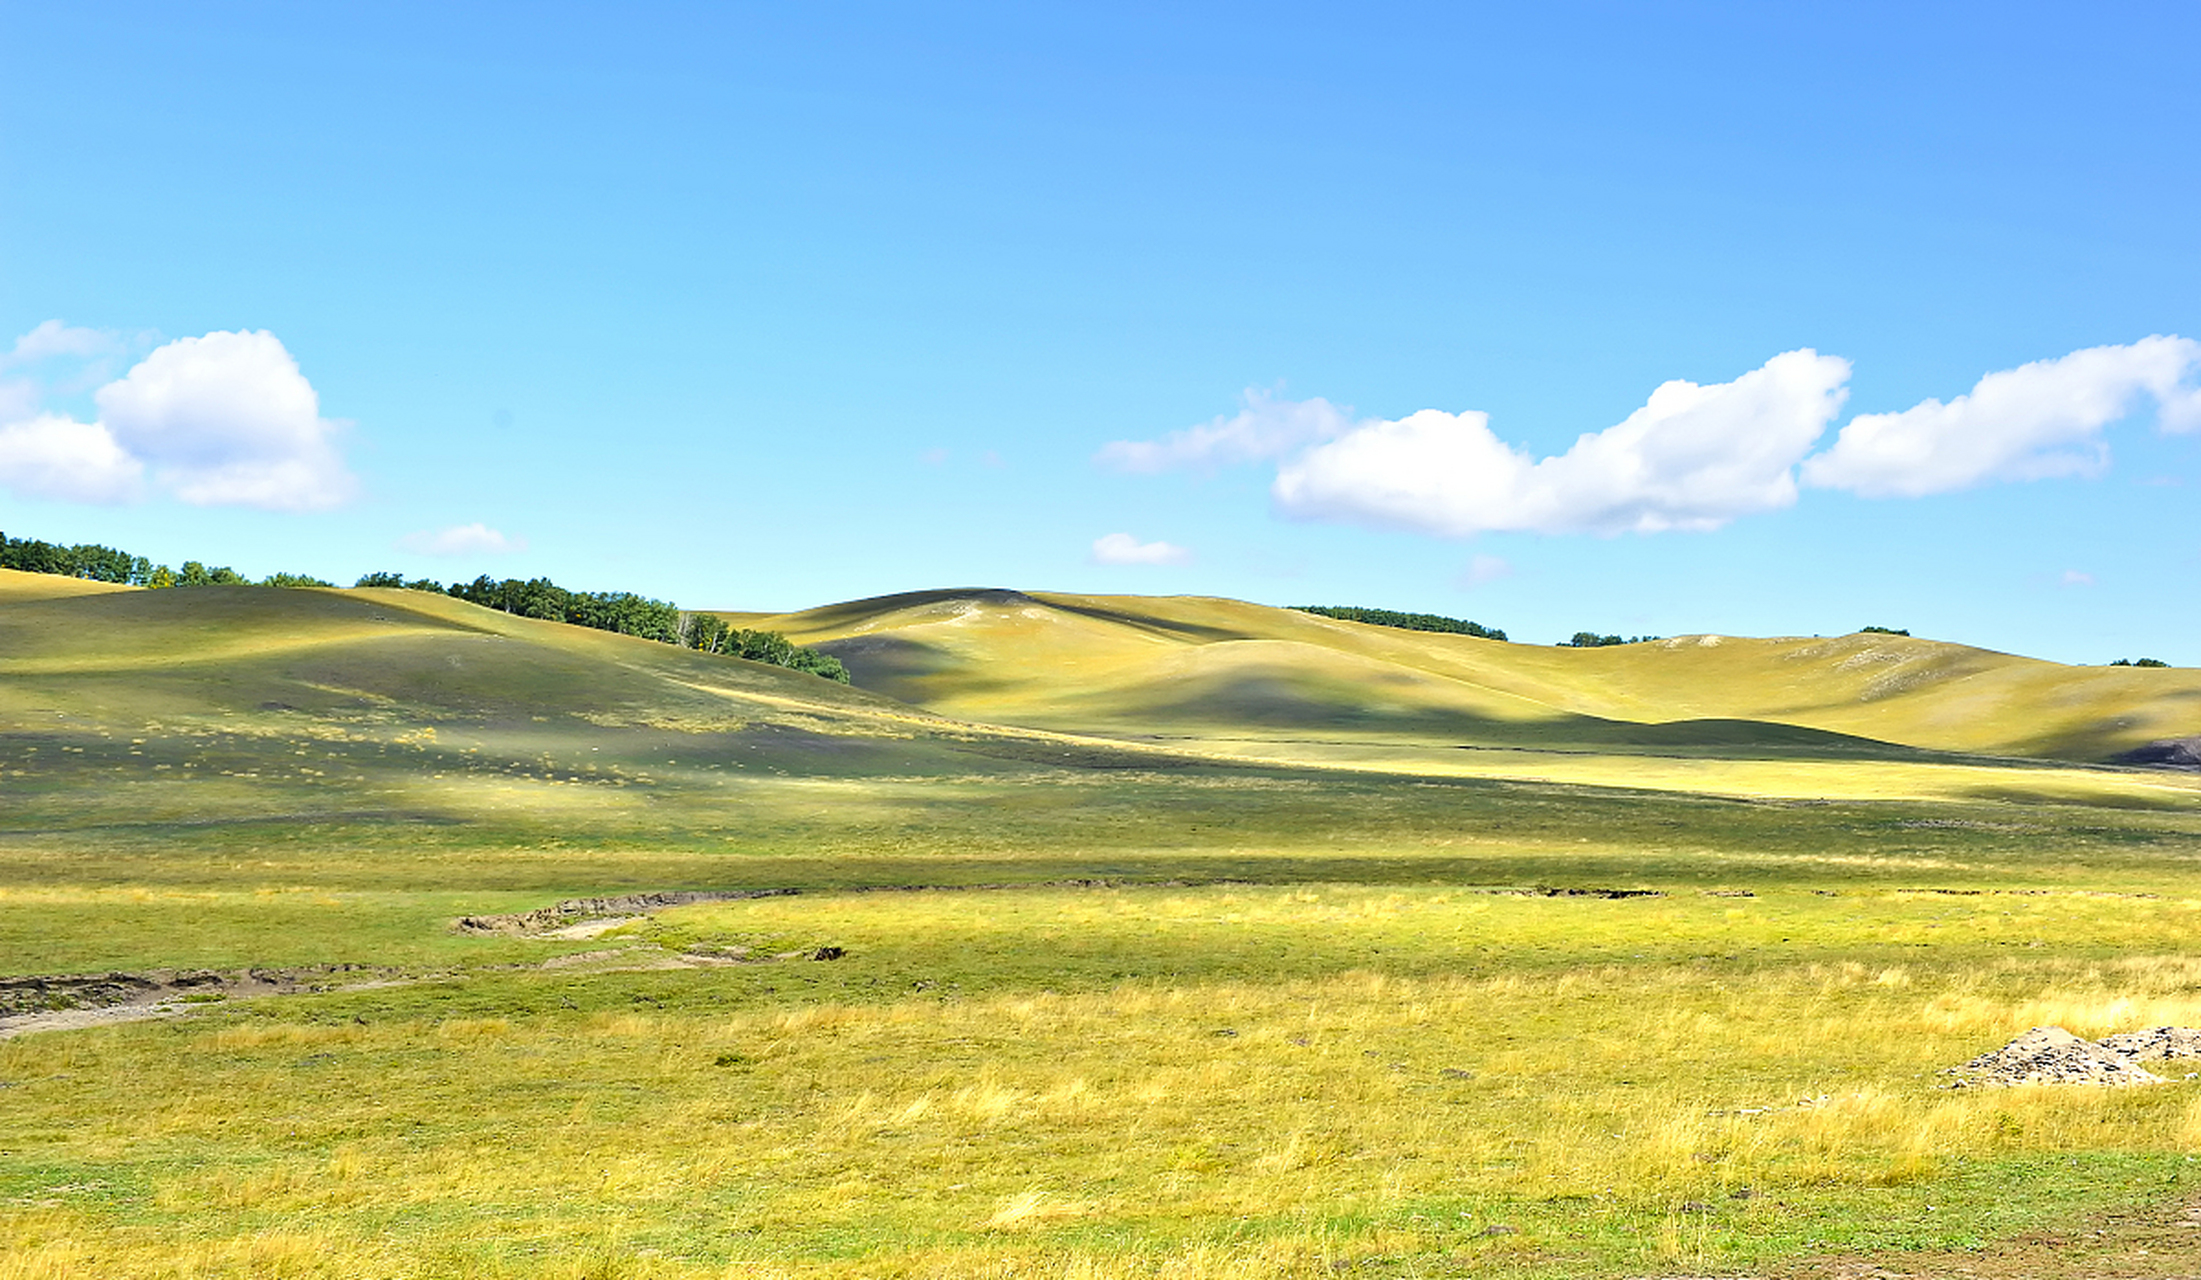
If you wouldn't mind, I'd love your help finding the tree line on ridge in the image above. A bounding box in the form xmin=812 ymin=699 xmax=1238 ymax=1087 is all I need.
xmin=0 ymin=530 xmax=847 ymax=682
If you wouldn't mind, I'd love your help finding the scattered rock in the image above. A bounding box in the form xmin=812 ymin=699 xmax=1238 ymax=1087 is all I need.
xmin=1945 ymin=1026 xmax=2164 ymax=1087
xmin=1680 ymin=1201 xmax=1714 ymax=1213
xmin=2098 ymin=1026 xmax=2201 ymax=1061
xmin=1479 ymin=1223 xmax=1518 ymax=1236
xmin=2113 ymin=737 xmax=2201 ymax=770
xmin=809 ymin=946 xmax=846 ymax=961
xmin=455 ymin=888 xmax=800 ymax=936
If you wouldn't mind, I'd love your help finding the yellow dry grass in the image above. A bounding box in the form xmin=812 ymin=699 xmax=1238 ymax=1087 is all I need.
xmin=753 ymin=590 xmax=2201 ymax=763
xmin=6 ymin=886 xmax=2201 ymax=1277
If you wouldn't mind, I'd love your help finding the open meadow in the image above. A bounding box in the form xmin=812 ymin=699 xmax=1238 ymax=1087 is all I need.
xmin=5 ymin=572 xmax=2201 ymax=1278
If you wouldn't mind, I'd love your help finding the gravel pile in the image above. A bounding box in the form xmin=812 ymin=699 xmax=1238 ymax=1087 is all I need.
xmin=2098 ymin=1025 xmax=2201 ymax=1061
xmin=1945 ymin=1025 xmax=2167 ymax=1087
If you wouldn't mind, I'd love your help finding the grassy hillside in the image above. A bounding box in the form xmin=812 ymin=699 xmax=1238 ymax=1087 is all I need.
xmin=747 ymin=588 xmax=2201 ymax=763
xmin=8 ymin=575 xmax=2201 ymax=1277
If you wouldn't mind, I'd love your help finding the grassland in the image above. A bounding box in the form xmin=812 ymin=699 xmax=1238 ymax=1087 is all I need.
xmin=752 ymin=589 xmax=2201 ymax=763
xmin=4 ymin=573 xmax=2200 ymax=1277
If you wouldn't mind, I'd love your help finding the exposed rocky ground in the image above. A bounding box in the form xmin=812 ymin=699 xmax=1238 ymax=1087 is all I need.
xmin=1944 ymin=1024 xmax=2201 ymax=1087
xmin=2114 ymin=735 xmax=2201 ymax=769
xmin=453 ymin=887 xmax=800 ymax=935
xmin=0 ymin=965 xmax=397 ymax=1038
xmin=2100 ymin=1025 xmax=2201 ymax=1061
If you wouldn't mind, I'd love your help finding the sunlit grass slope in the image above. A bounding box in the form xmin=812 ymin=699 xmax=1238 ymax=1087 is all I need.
xmin=0 ymin=566 xmax=137 ymax=602
xmin=751 ymin=589 xmax=2201 ymax=764
xmin=0 ymin=577 xmax=1144 ymax=816
xmin=8 ymin=578 xmax=2201 ymax=1277
xmin=9 ymin=883 xmax=2201 ymax=1278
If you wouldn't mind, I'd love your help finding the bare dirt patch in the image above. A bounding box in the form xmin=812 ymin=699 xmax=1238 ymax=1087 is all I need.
xmin=1763 ymin=1193 xmax=2201 ymax=1280
xmin=0 ymin=964 xmax=394 ymax=1039
xmin=453 ymin=888 xmax=800 ymax=936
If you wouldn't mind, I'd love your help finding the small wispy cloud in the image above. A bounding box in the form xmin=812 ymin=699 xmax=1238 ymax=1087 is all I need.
xmin=2060 ymin=569 xmax=2096 ymax=587
xmin=399 ymin=523 xmax=527 ymax=556
xmin=1097 ymin=389 xmax=1353 ymax=473
xmin=1090 ymin=532 xmax=1191 ymax=566
xmin=1459 ymin=554 xmax=1512 ymax=587
xmin=2 ymin=320 xmax=119 ymax=367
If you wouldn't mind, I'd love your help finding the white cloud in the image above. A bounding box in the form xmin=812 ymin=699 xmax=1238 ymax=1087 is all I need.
xmin=1459 ymin=553 xmax=1512 ymax=587
xmin=95 ymin=330 xmax=354 ymax=510
xmin=3 ymin=320 xmax=117 ymax=366
xmin=0 ymin=379 xmax=37 ymax=424
xmin=1273 ymin=350 xmax=1851 ymax=536
xmin=399 ymin=523 xmax=528 ymax=556
xmin=1090 ymin=532 xmax=1192 ymax=565
xmin=1097 ymin=389 xmax=1353 ymax=473
xmin=2060 ymin=569 xmax=2095 ymax=587
xmin=0 ymin=414 xmax=145 ymax=504
xmin=1802 ymin=336 xmax=2201 ymax=497
xmin=0 ymin=323 xmax=356 ymax=512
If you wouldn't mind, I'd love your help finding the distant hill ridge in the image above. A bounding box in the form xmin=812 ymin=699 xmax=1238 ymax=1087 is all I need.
xmin=1293 ymin=605 xmax=1507 ymax=641
xmin=4 ymin=524 xmax=2196 ymax=766
xmin=736 ymin=588 xmax=2201 ymax=765
xmin=0 ymin=528 xmax=846 ymax=682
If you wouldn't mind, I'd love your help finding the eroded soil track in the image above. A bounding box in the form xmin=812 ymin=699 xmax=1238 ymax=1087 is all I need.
xmin=0 ymin=964 xmax=399 ymax=1038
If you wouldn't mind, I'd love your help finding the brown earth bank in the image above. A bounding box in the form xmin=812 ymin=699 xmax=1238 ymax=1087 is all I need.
xmin=451 ymin=887 xmax=801 ymax=935
xmin=0 ymin=963 xmax=400 ymax=1037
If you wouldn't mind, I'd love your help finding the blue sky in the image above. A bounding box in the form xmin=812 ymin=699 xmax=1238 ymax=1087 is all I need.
xmin=3 ymin=2 xmax=2197 ymax=661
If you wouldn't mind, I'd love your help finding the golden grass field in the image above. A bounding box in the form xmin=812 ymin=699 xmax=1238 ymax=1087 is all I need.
xmin=4 ymin=571 xmax=2201 ymax=1277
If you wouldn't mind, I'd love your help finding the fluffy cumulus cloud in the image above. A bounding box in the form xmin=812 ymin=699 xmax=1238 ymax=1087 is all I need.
xmin=1090 ymin=532 xmax=1192 ymax=565
xmin=1096 ymin=389 xmax=1353 ymax=472
xmin=0 ymin=323 xmax=355 ymax=510
xmin=399 ymin=523 xmax=527 ymax=556
xmin=0 ymin=415 xmax=144 ymax=504
xmin=1106 ymin=335 xmax=2201 ymax=539
xmin=1274 ymin=350 xmax=1851 ymax=536
xmin=1801 ymin=336 xmax=2201 ymax=497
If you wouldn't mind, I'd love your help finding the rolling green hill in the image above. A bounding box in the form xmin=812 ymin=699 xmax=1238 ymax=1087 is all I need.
xmin=0 ymin=571 xmax=1217 ymax=845
xmin=745 ymin=588 xmax=2201 ymax=764
xmin=11 ymin=573 xmax=2201 ymax=1278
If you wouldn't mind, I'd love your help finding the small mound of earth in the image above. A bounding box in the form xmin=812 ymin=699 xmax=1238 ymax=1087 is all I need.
xmin=1946 ymin=1026 xmax=2164 ymax=1087
xmin=2114 ymin=736 xmax=2201 ymax=770
xmin=2099 ymin=1026 xmax=2201 ymax=1061
xmin=455 ymin=888 xmax=798 ymax=936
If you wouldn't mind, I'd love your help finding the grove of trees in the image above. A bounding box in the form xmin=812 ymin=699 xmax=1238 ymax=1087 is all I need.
xmin=370 ymin=575 xmax=850 ymax=683
xmin=1561 ymin=632 xmax=1658 ymax=647
xmin=2 ymin=531 xmax=318 ymax=588
xmin=0 ymin=528 xmax=848 ymax=683
xmin=1295 ymin=605 xmax=1507 ymax=641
